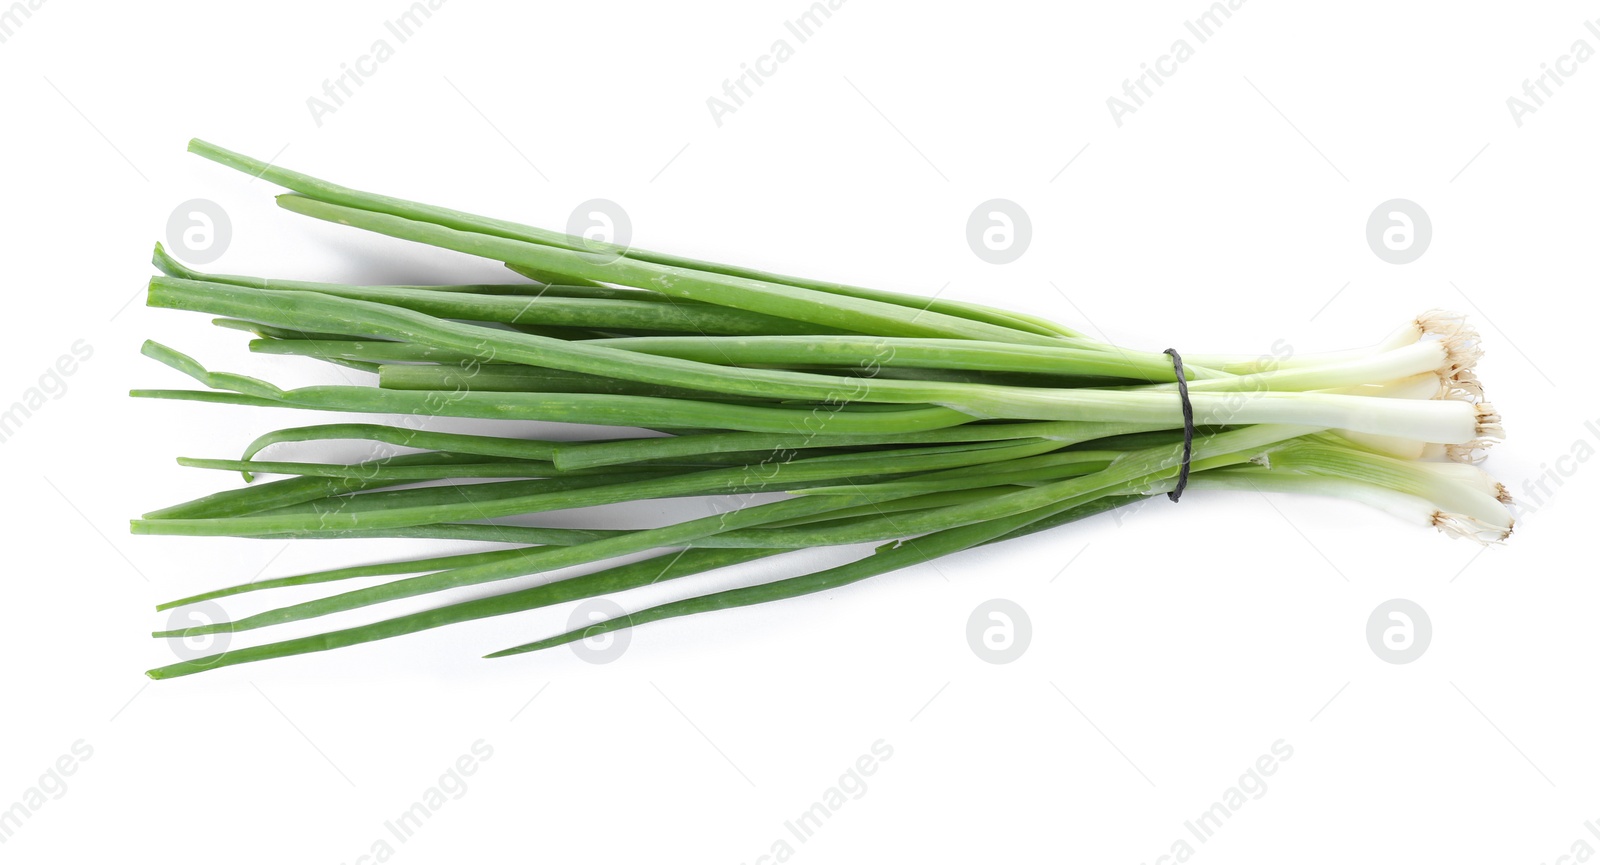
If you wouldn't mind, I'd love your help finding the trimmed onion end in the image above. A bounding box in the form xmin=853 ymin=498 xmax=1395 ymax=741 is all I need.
xmin=1432 ymin=511 xmax=1513 ymax=544
xmin=1417 ymin=310 xmax=1487 ymax=402
xmin=1443 ymin=366 xmax=1486 ymax=402
xmin=1447 ymin=403 xmax=1505 ymax=463
xmin=1415 ymin=309 xmax=1475 ymax=340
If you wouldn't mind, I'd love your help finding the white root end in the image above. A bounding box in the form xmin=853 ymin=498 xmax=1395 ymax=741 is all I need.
xmin=1410 ymin=313 xmax=1502 ymax=464
xmin=1447 ymin=403 xmax=1505 ymax=463
xmin=1432 ymin=511 xmax=1514 ymax=544
xmin=1475 ymin=402 xmax=1504 ymax=438
xmin=1415 ymin=310 xmax=1486 ymax=401
xmin=1495 ymin=483 xmax=1513 ymax=505
xmin=1415 ymin=309 xmax=1473 ymax=339
xmin=1444 ymin=366 xmax=1486 ymax=401
xmin=1447 ymin=441 xmax=1494 ymax=463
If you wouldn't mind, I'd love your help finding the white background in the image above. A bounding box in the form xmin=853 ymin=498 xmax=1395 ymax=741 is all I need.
xmin=1 ymin=1 xmax=1596 ymax=862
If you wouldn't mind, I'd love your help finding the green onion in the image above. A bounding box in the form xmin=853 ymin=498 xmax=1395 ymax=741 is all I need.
xmin=136 ymin=141 xmax=1512 ymax=679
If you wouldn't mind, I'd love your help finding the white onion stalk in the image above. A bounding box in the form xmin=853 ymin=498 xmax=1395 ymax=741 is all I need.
xmin=1259 ymin=440 xmax=1513 ymax=534
xmin=1413 ymin=461 xmax=1514 ymax=504
xmin=1187 ymin=468 xmax=1513 ymax=543
xmin=1184 ymin=309 xmax=1482 ymax=374
xmin=1163 ymin=341 xmax=1449 ymax=394
xmin=976 ymin=388 xmax=1490 ymax=443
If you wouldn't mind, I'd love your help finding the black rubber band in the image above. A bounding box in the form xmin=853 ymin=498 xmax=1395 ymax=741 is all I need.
xmin=1163 ymin=348 xmax=1194 ymax=502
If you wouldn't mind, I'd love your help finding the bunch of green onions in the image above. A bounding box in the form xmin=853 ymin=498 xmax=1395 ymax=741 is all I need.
xmin=136 ymin=141 xmax=1511 ymax=680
